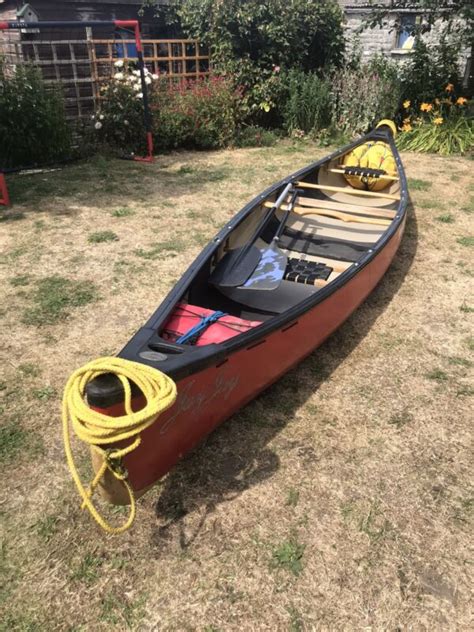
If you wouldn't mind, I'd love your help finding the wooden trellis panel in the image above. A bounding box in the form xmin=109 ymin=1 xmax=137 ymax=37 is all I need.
xmin=0 ymin=37 xmax=210 ymax=120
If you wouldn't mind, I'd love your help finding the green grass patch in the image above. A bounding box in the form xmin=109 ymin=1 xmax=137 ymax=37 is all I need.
xmin=417 ymin=199 xmax=444 ymax=210
xmin=408 ymin=178 xmax=432 ymax=191
xmin=460 ymin=302 xmax=474 ymax=313
xmin=435 ymin=213 xmax=454 ymax=223
xmin=425 ymin=369 xmax=449 ymax=381
xmin=111 ymin=207 xmax=135 ymax=218
xmin=99 ymin=592 xmax=146 ymax=627
xmin=0 ymin=422 xmax=42 ymax=464
xmin=32 ymin=386 xmax=56 ymax=401
xmin=9 ymin=275 xmax=31 ymax=287
xmin=286 ymin=488 xmax=300 ymax=507
xmin=388 ymin=409 xmax=413 ymax=428
xmin=88 ymin=230 xmax=119 ymax=243
xmin=271 ymin=536 xmax=305 ymax=576
xmin=71 ymin=553 xmax=103 ymax=585
xmin=22 ymin=276 xmax=98 ymax=326
xmin=135 ymin=239 xmax=183 ymax=260
xmin=34 ymin=515 xmax=60 ymax=543
xmin=18 ymin=363 xmax=42 ymax=377
xmin=447 ymin=356 xmax=472 ymax=368
xmin=457 ymin=236 xmax=474 ymax=247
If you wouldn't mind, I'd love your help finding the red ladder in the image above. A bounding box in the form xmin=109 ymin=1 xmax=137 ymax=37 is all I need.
xmin=0 ymin=173 xmax=10 ymax=206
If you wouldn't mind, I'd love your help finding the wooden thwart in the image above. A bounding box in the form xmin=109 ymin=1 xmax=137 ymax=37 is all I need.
xmin=296 ymin=180 xmax=400 ymax=201
xmin=331 ymin=167 xmax=399 ymax=182
xmin=263 ymin=201 xmax=391 ymax=226
xmin=295 ymin=195 xmax=397 ymax=220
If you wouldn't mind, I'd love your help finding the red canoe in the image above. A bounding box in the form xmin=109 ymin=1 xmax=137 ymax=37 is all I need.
xmin=87 ymin=121 xmax=408 ymax=504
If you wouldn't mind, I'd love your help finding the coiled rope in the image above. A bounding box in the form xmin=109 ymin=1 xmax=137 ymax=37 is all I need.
xmin=62 ymin=357 xmax=177 ymax=534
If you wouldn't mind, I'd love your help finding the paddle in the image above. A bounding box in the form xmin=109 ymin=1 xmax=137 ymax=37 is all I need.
xmin=239 ymin=188 xmax=300 ymax=291
xmin=209 ymin=182 xmax=293 ymax=288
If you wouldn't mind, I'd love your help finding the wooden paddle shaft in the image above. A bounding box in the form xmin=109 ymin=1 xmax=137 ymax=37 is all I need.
xmin=296 ymin=180 xmax=400 ymax=201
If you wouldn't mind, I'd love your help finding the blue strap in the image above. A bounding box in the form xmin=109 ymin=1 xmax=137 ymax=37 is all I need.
xmin=176 ymin=310 xmax=227 ymax=345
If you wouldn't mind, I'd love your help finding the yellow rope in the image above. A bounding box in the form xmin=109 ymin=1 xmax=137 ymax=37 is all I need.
xmin=62 ymin=357 xmax=177 ymax=534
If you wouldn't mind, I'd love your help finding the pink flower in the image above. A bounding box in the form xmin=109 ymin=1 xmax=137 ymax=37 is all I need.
xmin=273 ymin=65 xmax=281 ymax=73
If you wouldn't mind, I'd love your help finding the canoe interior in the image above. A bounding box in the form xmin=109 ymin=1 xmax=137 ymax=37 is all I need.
xmin=164 ymin=131 xmax=405 ymax=327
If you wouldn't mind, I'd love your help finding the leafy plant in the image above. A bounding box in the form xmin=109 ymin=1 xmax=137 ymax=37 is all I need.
xmin=88 ymin=230 xmax=119 ymax=243
xmin=92 ymin=60 xmax=157 ymax=154
xmin=152 ymin=75 xmax=241 ymax=150
xmin=235 ymin=125 xmax=278 ymax=147
xmin=397 ymin=37 xmax=463 ymax=109
xmin=398 ymin=91 xmax=473 ymax=155
xmin=0 ymin=59 xmax=71 ymax=169
xmin=332 ymin=57 xmax=401 ymax=136
xmin=280 ymin=69 xmax=332 ymax=135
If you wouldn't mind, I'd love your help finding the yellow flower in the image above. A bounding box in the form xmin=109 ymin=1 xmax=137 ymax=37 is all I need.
xmin=456 ymin=97 xmax=467 ymax=105
xmin=433 ymin=117 xmax=443 ymax=125
xmin=401 ymin=123 xmax=413 ymax=132
xmin=445 ymin=83 xmax=454 ymax=92
xmin=403 ymin=117 xmax=411 ymax=124
xmin=420 ymin=102 xmax=433 ymax=112
xmin=403 ymin=100 xmax=411 ymax=109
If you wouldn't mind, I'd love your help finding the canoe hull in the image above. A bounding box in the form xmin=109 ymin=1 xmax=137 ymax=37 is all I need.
xmin=94 ymin=215 xmax=406 ymax=498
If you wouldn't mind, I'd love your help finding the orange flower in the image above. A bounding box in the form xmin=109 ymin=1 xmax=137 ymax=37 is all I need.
xmin=420 ymin=102 xmax=433 ymax=112
xmin=445 ymin=83 xmax=454 ymax=92
xmin=403 ymin=117 xmax=411 ymax=124
xmin=402 ymin=123 xmax=413 ymax=132
xmin=433 ymin=117 xmax=443 ymax=125
xmin=456 ymin=97 xmax=467 ymax=105
xmin=403 ymin=100 xmax=411 ymax=109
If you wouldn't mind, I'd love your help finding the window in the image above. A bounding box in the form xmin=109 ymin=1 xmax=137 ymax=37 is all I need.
xmin=396 ymin=13 xmax=421 ymax=50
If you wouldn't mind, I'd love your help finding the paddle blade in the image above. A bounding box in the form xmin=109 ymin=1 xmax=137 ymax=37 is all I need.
xmin=209 ymin=245 xmax=262 ymax=288
xmin=240 ymin=241 xmax=287 ymax=291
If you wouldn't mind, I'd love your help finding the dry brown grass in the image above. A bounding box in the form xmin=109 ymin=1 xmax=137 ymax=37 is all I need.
xmin=0 ymin=142 xmax=473 ymax=631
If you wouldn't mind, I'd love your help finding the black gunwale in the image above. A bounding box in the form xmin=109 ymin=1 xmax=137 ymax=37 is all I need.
xmin=116 ymin=128 xmax=408 ymax=381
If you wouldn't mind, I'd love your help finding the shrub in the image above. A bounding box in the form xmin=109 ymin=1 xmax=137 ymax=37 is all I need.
xmin=235 ymin=125 xmax=278 ymax=147
xmin=280 ymin=69 xmax=332 ymax=135
xmin=152 ymin=75 xmax=241 ymax=150
xmin=397 ymin=37 xmax=463 ymax=109
xmin=331 ymin=57 xmax=401 ymax=136
xmin=398 ymin=91 xmax=473 ymax=155
xmin=92 ymin=60 xmax=157 ymax=154
xmin=151 ymin=0 xmax=344 ymax=126
xmin=0 ymin=59 xmax=71 ymax=169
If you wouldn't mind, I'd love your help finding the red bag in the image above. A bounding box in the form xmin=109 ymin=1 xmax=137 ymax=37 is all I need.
xmin=161 ymin=303 xmax=261 ymax=346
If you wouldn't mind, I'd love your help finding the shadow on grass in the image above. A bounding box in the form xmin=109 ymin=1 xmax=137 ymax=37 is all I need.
xmin=1 ymin=152 xmax=237 ymax=216
xmin=150 ymin=200 xmax=418 ymax=552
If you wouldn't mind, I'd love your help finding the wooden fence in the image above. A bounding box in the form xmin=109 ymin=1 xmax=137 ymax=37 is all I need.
xmin=0 ymin=34 xmax=210 ymax=119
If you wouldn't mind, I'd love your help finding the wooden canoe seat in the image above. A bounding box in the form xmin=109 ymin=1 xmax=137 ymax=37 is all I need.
xmin=296 ymin=180 xmax=400 ymax=201
xmin=295 ymin=196 xmax=398 ymax=220
xmin=263 ymin=200 xmax=391 ymax=227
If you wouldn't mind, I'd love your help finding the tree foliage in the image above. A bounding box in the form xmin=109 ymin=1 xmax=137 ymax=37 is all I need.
xmin=143 ymin=0 xmax=344 ymax=71
xmin=365 ymin=0 xmax=473 ymax=45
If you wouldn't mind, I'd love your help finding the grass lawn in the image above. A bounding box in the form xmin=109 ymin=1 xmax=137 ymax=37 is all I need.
xmin=0 ymin=141 xmax=472 ymax=630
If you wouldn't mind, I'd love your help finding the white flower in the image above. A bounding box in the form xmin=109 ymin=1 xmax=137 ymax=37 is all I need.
xmin=136 ymin=93 xmax=143 ymax=99
xmin=152 ymin=73 xmax=159 ymax=80
xmin=114 ymin=60 xmax=124 ymax=68
xmin=133 ymin=70 xmax=140 ymax=77
xmin=124 ymin=120 xmax=129 ymax=126
xmin=99 ymin=114 xmax=105 ymax=120
xmin=94 ymin=121 xmax=103 ymax=130
xmin=114 ymin=72 xmax=124 ymax=81
xmin=145 ymin=76 xmax=152 ymax=85
xmin=91 ymin=114 xmax=95 ymax=120
xmin=133 ymin=83 xmax=141 ymax=91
